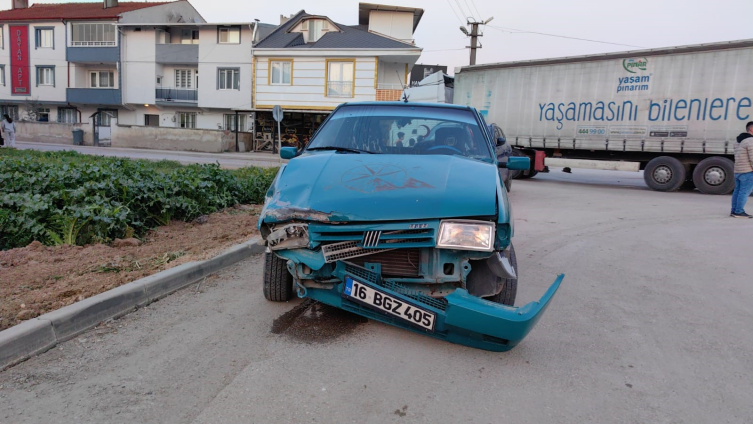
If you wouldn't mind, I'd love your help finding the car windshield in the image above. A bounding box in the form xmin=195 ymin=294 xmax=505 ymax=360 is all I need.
xmin=306 ymin=105 xmax=494 ymax=161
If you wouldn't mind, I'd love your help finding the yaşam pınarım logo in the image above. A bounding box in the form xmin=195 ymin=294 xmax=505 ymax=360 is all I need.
xmin=623 ymin=57 xmax=648 ymax=73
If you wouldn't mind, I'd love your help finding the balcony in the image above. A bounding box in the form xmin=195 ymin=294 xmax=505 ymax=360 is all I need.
xmin=155 ymin=87 xmax=198 ymax=106
xmin=376 ymin=83 xmax=403 ymax=102
xmin=67 ymin=88 xmax=121 ymax=105
xmin=67 ymin=46 xmax=119 ymax=63
xmin=155 ymin=44 xmax=199 ymax=65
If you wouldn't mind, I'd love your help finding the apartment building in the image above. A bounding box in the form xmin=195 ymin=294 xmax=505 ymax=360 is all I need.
xmin=0 ymin=0 xmax=208 ymax=142
xmin=117 ymin=21 xmax=275 ymax=132
xmin=252 ymin=3 xmax=423 ymax=147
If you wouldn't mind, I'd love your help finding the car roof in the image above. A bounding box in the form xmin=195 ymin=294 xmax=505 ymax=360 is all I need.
xmin=339 ymin=101 xmax=474 ymax=111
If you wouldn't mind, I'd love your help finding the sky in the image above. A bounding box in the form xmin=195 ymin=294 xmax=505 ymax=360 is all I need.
xmin=3 ymin=0 xmax=752 ymax=73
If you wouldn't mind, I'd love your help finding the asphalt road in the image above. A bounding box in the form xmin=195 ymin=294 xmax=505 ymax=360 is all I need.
xmin=15 ymin=142 xmax=283 ymax=169
xmin=1 ymin=171 xmax=752 ymax=423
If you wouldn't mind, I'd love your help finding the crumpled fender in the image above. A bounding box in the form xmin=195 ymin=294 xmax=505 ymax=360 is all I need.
xmin=442 ymin=274 xmax=564 ymax=349
xmin=303 ymin=263 xmax=564 ymax=352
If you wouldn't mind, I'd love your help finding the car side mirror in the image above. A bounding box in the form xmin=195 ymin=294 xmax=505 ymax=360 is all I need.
xmin=499 ymin=156 xmax=530 ymax=170
xmin=496 ymin=137 xmax=506 ymax=146
xmin=280 ymin=146 xmax=297 ymax=160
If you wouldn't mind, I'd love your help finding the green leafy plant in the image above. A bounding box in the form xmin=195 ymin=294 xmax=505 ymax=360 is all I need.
xmin=0 ymin=149 xmax=277 ymax=250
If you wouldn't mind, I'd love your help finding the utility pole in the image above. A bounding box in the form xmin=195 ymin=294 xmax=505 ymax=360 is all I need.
xmin=460 ymin=17 xmax=493 ymax=66
xmin=469 ymin=21 xmax=480 ymax=66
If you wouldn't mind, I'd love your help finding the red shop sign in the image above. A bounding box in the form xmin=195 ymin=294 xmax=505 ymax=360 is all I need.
xmin=10 ymin=25 xmax=30 ymax=96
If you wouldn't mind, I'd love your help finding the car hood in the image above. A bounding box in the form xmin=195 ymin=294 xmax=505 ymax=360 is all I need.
xmin=261 ymin=152 xmax=498 ymax=223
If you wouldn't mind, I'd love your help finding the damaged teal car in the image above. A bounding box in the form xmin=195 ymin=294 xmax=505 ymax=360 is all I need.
xmin=259 ymin=102 xmax=563 ymax=352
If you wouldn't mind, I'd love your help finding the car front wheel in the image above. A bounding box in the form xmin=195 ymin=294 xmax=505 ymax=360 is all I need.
xmin=263 ymin=251 xmax=294 ymax=302
xmin=487 ymin=244 xmax=518 ymax=306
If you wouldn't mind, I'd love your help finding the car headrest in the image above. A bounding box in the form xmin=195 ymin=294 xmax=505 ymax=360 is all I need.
xmin=435 ymin=127 xmax=467 ymax=147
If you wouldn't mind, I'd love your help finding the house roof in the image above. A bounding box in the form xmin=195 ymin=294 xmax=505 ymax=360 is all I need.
xmin=358 ymin=3 xmax=424 ymax=32
xmin=0 ymin=1 xmax=173 ymax=22
xmin=254 ymin=10 xmax=418 ymax=49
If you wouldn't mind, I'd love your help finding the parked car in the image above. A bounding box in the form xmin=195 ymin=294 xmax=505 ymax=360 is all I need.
xmin=487 ymin=123 xmax=514 ymax=190
xmin=258 ymin=102 xmax=563 ymax=352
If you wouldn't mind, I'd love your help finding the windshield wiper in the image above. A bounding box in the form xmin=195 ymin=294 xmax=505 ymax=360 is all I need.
xmin=307 ymin=146 xmax=375 ymax=154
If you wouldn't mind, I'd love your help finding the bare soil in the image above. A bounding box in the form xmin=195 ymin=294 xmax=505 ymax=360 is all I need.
xmin=0 ymin=205 xmax=261 ymax=331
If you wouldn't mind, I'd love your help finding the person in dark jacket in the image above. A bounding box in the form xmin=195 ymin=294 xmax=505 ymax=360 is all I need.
xmin=730 ymin=121 xmax=753 ymax=218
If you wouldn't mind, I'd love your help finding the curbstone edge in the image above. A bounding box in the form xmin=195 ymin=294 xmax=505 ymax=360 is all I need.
xmin=0 ymin=318 xmax=57 ymax=371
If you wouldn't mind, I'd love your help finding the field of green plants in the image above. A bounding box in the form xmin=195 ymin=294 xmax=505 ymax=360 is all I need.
xmin=0 ymin=149 xmax=277 ymax=250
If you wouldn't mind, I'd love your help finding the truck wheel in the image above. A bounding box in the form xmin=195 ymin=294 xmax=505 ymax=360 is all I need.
xmin=264 ymin=251 xmax=294 ymax=302
xmin=692 ymin=157 xmax=735 ymax=195
xmin=510 ymin=150 xmax=539 ymax=179
xmin=644 ymin=156 xmax=686 ymax=192
xmin=488 ymin=245 xmax=517 ymax=306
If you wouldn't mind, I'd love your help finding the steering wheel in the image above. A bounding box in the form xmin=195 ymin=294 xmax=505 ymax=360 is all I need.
xmin=427 ymin=145 xmax=463 ymax=155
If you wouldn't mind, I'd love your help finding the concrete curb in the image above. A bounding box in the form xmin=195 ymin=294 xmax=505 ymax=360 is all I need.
xmin=0 ymin=237 xmax=265 ymax=370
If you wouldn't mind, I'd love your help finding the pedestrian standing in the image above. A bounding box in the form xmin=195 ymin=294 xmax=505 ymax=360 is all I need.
xmin=730 ymin=121 xmax=753 ymax=218
xmin=1 ymin=114 xmax=16 ymax=148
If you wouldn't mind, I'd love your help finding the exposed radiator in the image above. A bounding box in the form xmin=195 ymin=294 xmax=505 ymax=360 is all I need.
xmin=348 ymin=249 xmax=421 ymax=277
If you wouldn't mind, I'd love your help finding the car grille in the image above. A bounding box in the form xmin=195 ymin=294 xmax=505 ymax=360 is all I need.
xmin=348 ymin=249 xmax=421 ymax=277
xmin=311 ymin=228 xmax=436 ymax=249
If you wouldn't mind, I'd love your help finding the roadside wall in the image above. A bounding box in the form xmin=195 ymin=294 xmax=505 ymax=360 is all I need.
xmin=15 ymin=121 xmax=252 ymax=152
xmin=15 ymin=121 xmax=94 ymax=145
xmin=111 ymin=120 xmax=252 ymax=152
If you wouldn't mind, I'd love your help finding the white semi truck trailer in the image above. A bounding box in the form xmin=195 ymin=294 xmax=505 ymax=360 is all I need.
xmin=453 ymin=39 xmax=753 ymax=194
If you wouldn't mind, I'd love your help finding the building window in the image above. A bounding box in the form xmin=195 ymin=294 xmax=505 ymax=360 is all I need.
xmin=145 ymin=114 xmax=159 ymax=127
xmin=182 ymin=29 xmax=199 ymax=44
xmin=156 ymin=76 xmax=162 ymax=86
xmin=2 ymin=105 xmax=19 ymax=121
xmin=71 ymin=23 xmax=116 ymax=46
xmin=326 ymin=60 xmax=354 ymax=98
xmin=218 ymin=27 xmax=240 ymax=44
xmin=37 ymin=108 xmax=50 ymax=122
xmin=90 ymin=71 xmax=115 ymax=88
xmin=218 ymin=68 xmax=239 ymax=90
xmin=270 ymin=60 xmax=291 ymax=85
xmin=35 ymin=28 xmax=54 ymax=49
xmin=58 ymin=107 xmax=78 ymax=123
xmin=175 ymin=69 xmax=193 ymax=89
xmin=0 ymin=65 xmax=4 ymax=86
xmin=307 ymin=19 xmax=328 ymax=43
xmin=0 ymin=25 xmax=4 ymax=49
xmin=224 ymin=114 xmax=247 ymax=131
xmin=178 ymin=112 xmax=196 ymax=129
xmin=36 ymin=66 xmax=55 ymax=86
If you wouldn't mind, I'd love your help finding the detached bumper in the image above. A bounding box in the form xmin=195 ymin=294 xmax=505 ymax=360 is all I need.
xmin=302 ymin=261 xmax=564 ymax=352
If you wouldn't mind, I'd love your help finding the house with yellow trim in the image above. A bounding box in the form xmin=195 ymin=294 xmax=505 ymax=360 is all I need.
xmin=251 ymin=3 xmax=423 ymax=147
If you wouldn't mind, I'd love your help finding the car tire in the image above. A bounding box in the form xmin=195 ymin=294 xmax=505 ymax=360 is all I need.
xmin=504 ymin=177 xmax=512 ymax=192
xmin=511 ymin=149 xmax=538 ymax=179
xmin=488 ymin=244 xmax=517 ymax=307
xmin=692 ymin=156 xmax=735 ymax=195
xmin=263 ymin=251 xmax=294 ymax=302
xmin=644 ymin=156 xmax=686 ymax=192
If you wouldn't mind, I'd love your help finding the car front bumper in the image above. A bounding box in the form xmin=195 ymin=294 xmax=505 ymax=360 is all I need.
xmin=294 ymin=260 xmax=564 ymax=352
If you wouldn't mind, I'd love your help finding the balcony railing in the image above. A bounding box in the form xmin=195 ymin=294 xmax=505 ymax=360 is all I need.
xmin=71 ymin=41 xmax=116 ymax=47
xmin=156 ymin=87 xmax=198 ymax=103
xmin=326 ymin=81 xmax=353 ymax=98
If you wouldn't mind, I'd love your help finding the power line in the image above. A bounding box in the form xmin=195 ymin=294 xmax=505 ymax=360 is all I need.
xmin=486 ymin=25 xmax=646 ymax=48
xmin=423 ymin=47 xmax=468 ymax=52
xmin=454 ymin=0 xmax=471 ymax=21
xmin=469 ymin=0 xmax=483 ymax=21
xmin=463 ymin=0 xmax=477 ymax=21
xmin=444 ymin=0 xmax=464 ymax=25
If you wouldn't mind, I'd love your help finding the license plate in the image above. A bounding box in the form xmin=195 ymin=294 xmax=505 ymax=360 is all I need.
xmin=343 ymin=277 xmax=436 ymax=331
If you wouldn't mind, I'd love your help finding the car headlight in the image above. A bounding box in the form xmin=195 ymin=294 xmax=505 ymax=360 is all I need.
xmin=436 ymin=220 xmax=495 ymax=252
